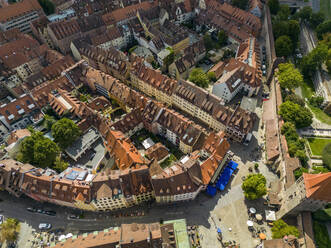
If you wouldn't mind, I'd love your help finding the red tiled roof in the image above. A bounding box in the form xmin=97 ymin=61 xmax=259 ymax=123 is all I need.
xmin=303 ymin=173 xmax=331 ymax=202
xmin=0 ymin=0 xmax=42 ymax=23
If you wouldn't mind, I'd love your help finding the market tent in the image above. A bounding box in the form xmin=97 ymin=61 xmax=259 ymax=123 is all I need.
xmin=265 ymin=210 xmax=276 ymax=221
xmin=206 ymin=185 xmax=217 ymax=196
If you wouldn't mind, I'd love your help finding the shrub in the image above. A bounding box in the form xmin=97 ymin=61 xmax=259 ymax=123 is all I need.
xmin=271 ymin=220 xmax=300 ymax=239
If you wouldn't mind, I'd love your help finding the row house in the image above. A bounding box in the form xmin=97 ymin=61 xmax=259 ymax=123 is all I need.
xmin=142 ymin=101 xmax=206 ymax=154
xmin=51 ymin=222 xmax=172 ymax=248
xmin=30 ymin=16 xmax=54 ymax=48
xmin=151 ymin=159 xmax=204 ymax=203
xmin=0 ymin=0 xmax=44 ymax=33
xmin=159 ymin=0 xmax=194 ymax=24
xmin=130 ymin=56 xmax=177 ymax=105
xmin=47 ymin=14 xmax=106 ymax=54
xmin=90 ymin=26 xmax=127 ymax=50
xmin=102 ymin=1 xmax=159 ymax=27
xmin=72 ymin=40 xmax=130 ymax=82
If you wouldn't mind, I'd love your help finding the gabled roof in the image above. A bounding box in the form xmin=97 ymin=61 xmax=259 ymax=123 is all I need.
xmin=303 ymin=173 xmax=331 ymax=202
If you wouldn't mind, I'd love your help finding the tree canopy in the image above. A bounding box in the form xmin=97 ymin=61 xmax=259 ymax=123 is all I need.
xmin=241 ymin=174 xmax=267 ymax=200
xmin=53 ymin=157 xmax=69 ymax=173
xmin=285 ymin=94 xmax=305 ymax=107
xmin=277 ymin=63 xmax=304 ymax=90
xmin=38 ymin=0 xmax=55 ymax=15
xmin=279 ymin=101 xmax=313 ymax=128
xmin=268 ymin=0 xmax=280 ymax=15
xmin=0 ymin=218 xmax=20 ymax=243
xmin=189 ymin=68 xmax=210 ymax=88
xmin=322 ymin=143 xmax=331 ymax=170
xmin=52 ymin=118 xmax=81 ymax=149
xmin=217 ymin=30 xmax=228 ymax=47
xmin=203 ymin=33 xmax=214 ymax=51
xmin=316 ymin=20 xmax=331 ymax=40
xmin=17 ymin=131 xmax=60 ymax=168
xmin=275 ymin=36 xmax=293 ymax=57
xmin=271 ymin=219 xmax=300 ymax=239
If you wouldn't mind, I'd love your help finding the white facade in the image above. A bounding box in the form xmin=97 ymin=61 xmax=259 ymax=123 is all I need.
xmin=212 ymin=80 xmax=243 ymax=103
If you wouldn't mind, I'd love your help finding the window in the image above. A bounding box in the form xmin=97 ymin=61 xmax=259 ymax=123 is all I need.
xmin=16 ymin=105 xmax=21 ymax=110
xmin=26 ymin=100 xmax=31 ymax=105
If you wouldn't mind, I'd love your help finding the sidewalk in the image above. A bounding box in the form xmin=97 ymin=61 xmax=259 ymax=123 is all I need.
xmin=17 ymin=222 xmax=34 ymax=248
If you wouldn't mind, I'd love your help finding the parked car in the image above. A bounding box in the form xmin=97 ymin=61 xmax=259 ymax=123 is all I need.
xmin=37 ymin=209 xmax=45 ymax=214
xmin=263 ymin=70 xmax=266 ymax=76
xmin=89 ymin=152 xmax=96 ymax=160
xmin=69 ymin=214 xmax=80 ymax=219
xmin=45 ymin=211 xmax=56 ymax=216
xmin=38 ymin=223 xmax=52 ymax=230
xmin=27 ymin=207 xmax=37 ymax=213
xmin=0 ymin=215 xmax=3 ymax=224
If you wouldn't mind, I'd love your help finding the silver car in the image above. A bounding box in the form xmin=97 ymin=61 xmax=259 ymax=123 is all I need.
xmin=38 ymin=223 xmax=52 ymax=230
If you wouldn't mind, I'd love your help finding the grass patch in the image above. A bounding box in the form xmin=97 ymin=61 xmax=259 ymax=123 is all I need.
xmin=309 ymin=104 xmax=331 ymax=125
xmin=320 ymin=0 xmax=331 ymax=20
xmin=300 ymin=81 xmax=315 ymax=99
xmin=307 ymin=138 xmax=331 ymax=156
xmin=160 ymin=154 xmax=177 ymax=168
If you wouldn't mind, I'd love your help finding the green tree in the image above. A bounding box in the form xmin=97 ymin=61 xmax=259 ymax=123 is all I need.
xmin=313 ymin=221 xmax=331 ymax=247
xmin=163 ymin=48 xmax=175 ymax=68
xmin=298 ymin=6 xmax=312 ymax=21
xmin=38 ymin=0 xmax=55 ymax=15
xmin=17 ymin=135 xmax=35 ymax=164
xmin=241 ymin=174 xmax=267 ymax=200
xmin=277 ymin=63 xmax=303 ymax=90
xmin=43 ymin=114 xmax=56 ymax=130
xmin=279 ymin=101 xmax=313 ymax=128
xmin=322 ymin=143 xmax=331 ymax=170
xmin=285 ymin=94 xmax=305 ymax=107
xmin=53 ymin=157 xmax=69 ymax=173
xmin=33 ymin=137 xmax=60 ymax=168
xmin=310 ymin=44 xmax=328 ymax=68
xmin=271 ymin=220 xmax=300 ymax=239
xmin=203 ymin=33 xmax=214 ymax=51
xmin=217 ymin=30 xmax=227 ymax=47
xmin=268 ymin=0 xmax=280 ymax=15
xmin=0 ymin=218 xmax=20 ymax=243
xmin=277 ymin=5 xmax=290 ymax=20
xmin=294 ymin=167 xmax=309 ymax=179
xmin=295 ymin=150 xmax=308 ymax=166
xmin=316 ymin=20 xmax=331 ymax=40
xmin=310 ymin=12 xmax=325 ymax=28
xmin=207 ymin=71 xmax=217 ymax=82
xmin=189 ymin=68 xmax=210 ymax=88
xmin=288 ymin=20 xmax=300 ymax=47
xmin=275 ymin=36 xmax=293 ymax=57
xmin=52 ymin=118 xmax=80 ymax=149
xmin=272 ymin=21 xmax=289 ymax=40
xmin=309 ymin=95 xmax=324 ymax=108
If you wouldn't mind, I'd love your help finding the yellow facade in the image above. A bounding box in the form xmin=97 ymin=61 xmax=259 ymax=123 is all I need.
xmin=74 ymin=200 xmax=96 ymax=211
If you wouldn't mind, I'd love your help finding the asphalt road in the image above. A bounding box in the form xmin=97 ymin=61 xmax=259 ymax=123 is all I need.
xmin=0 ymin=190 xmax=218 ymax=233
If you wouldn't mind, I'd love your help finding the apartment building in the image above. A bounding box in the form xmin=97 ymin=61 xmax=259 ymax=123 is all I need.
xmin=0 ymin=0 xmax=44 ymax=33
xmin=49 ymin=222 xmax=176 ymax=248
xmin=212 ymin=38 xmax=262 ymax=102
xmin=0 ymin=93 xmax=41 ymax=131
xmin=197 ymin=0 xmax=261 ymax=43
xmin=0 ymin=36 xmax=48 ymax=80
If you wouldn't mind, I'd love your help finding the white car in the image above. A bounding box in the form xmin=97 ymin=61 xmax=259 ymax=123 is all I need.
xmin=39 ymin=223 xmax=52 ymax=230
